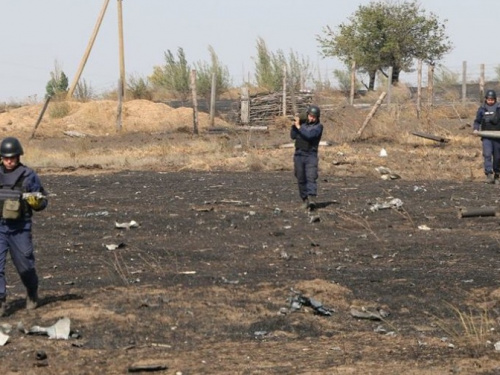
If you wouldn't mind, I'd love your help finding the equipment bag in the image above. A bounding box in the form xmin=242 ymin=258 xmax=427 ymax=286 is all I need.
xmin=0 ymin=190 xmax=22 ymax=220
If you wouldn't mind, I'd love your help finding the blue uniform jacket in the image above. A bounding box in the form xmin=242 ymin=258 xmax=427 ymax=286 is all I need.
xmin=290 ymin=122 xmax=324 ymax=154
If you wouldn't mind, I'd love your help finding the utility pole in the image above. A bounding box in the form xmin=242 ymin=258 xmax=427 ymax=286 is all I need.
xmin=67 ymin=0 xmax=111 ymax=98
xmin=117 ymin=0 xmax=126 ymax=99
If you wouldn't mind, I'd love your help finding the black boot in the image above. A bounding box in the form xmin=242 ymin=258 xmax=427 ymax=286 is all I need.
xmin=26 ymin=289 xmax=38 ymax=310
xmin=0 ymin=297 xmax=6 ymax=317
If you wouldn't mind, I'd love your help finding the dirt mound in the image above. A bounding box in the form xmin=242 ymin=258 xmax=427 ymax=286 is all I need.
xmin=0 ymin=99 xmax=232 ymax=139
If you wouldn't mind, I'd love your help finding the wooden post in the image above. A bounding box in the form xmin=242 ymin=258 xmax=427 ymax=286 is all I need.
xmin=30 ymin=95 xmax=52 ymax=139
xmin=190 ymin=69 xmax=199 ymax=135
xmin=386 ymin=66 xmax=393 ymax=106
xmin=427 ymin=63 xmax=435 ymax=107
xmin=282 ymin=64 xmax=287 ymax=117
xmin=349 ymin=60 xmax=356 ymax=106
xmin=67 ymin=0 xmax=111 ymax=98
xmin=416 ymin=60 xmax=422 ymax=119
xmin=461 ymin=61 xmax=467 ymax=104
xmin=479 ymin=63 xmax=485 ymax=103
xmin=354 ymin=91 xmax=387 ymax=140
xmin=116 ymin=79 xmax=123 ymax=131
xmin=240 ymin=87 xmax=249 ymax=125
xmin=290 ymin=82 xmax=297 ymax=116
xmin=117 ymin=0 xmax=126 ymax=99
xmin=209 ymin=73 xmax=216 ymax=127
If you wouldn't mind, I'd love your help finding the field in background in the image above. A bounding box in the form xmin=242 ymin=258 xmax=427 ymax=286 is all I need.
xmin=0 ymin=87 xmax=486 ymax=182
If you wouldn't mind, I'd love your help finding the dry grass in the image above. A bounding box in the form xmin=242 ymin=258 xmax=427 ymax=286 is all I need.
xmin=0 ymin=96 xmax=488 ymax=181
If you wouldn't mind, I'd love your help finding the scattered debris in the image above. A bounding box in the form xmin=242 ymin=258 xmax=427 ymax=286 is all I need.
xmin=411 ymin=131 xmax=450 ymax=144
xmin=369 ymin=198 xmax=403 ymax=212
xmin=382 ymin=172 xmax=400 ymax=181
xmin=221 ymin=276 xmax=239 ymax=285
xmin=375 ymin=166 xmax=401 ymax=180
xmin=127 ymin=364 xmax=168 ymax=373
xmin=63 ymin=130 xmax=93 ymax=138
xmin=350 ymin=307 xmax=390 ymax=321
xmin=379 ymin=148 xmax=388 ymax=157
xmin=309 ymin=214 xmax=321 ymax=223
xmin=418 ymin=225 xmax=431 ymax=231
xmin=458 ymin=206 xmax=498 ymax=218
xmin=0 ymin=330 xmax=9 ymax=346
xmin=289 ymin=293 xmax=334 ymax=316
xmin=19 ymin=317 xmax=71 ymax=340
xmin=115 ymin=220 xmax=140 ymax=229
xmin=105 ymin=242 xmax=126 ymax=250
xmin=36 ymin=350 xmax=48 ymax=360
xmin=375 ymin=166 xmax=392 ymax=175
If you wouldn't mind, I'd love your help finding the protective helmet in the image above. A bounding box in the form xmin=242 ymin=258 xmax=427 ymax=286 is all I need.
xmin=0 ymin=137 xmax=24 ymax=157
xmin=485 ymin=89 xmax=497 ymax=99
xmin=307 ymin=105 xmax=320 ymax=118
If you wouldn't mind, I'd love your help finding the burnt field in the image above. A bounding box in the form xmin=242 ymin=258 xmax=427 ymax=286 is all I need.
xmin=1 ymin=170 xmax=500 ymax=374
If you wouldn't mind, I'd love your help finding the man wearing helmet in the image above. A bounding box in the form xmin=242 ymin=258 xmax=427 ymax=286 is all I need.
xmin=473 ymin=89 xmax=500 ymax=183
xmin=290 ymin=105 xmax=324 ymax=210
xmin=0 ymin=137 xmax=48 ymax=317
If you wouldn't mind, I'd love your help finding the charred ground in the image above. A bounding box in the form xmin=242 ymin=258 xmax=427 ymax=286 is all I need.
xmin=1 ymin=169 xmax=500 ymax=374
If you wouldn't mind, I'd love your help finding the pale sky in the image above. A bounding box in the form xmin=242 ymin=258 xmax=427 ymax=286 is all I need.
xmin=0 ymin=0 xmax=497 ymax=103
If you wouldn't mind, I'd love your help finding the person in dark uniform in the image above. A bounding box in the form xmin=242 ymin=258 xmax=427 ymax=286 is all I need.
xmin=290 ymin=105 xmax=324 ymax=210
xmin=473 ymin=89 xmax=500 ymax=184
xmin=0 ymin=137 xmax=48 ymax=317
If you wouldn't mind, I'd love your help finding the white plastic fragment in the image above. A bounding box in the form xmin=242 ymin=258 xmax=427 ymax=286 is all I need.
xmin=24 ymin=317 xmax=71 ymax=340
xmin=0 ymin=331 xmax=9 ymax=346
xmin=115 ymin=220 xmax=139 ymax=229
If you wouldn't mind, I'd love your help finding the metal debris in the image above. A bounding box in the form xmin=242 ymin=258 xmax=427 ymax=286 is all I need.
xmin=289 ymin=293 xmax=334 ymax=316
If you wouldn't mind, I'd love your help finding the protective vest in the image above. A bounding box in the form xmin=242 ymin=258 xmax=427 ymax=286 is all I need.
xmin=481 ymin=105 xmax=500 ymax=131
xmin=0 ymin=166 xmax=30 ymax=220
xmin=295 ymin=124 xmax=321 ymax=152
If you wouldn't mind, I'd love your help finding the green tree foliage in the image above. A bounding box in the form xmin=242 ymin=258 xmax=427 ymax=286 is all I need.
xmin=194 ymin=45 xmax=231 ymax=103
xmin=149 ymin=47 xmax=191 ymax=100
xmin=45 ymin=63 xmax=69 ymax=99
xmin=127 ymin=75 xmax=152 ymax=100
xmin=317 ymin=1 xmax=452 ymax=90
xmin=254 ymin=37 xmax=312 ymax=92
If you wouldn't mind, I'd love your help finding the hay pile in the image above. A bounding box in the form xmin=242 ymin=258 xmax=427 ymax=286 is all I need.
xmin=0 ymin=99 xmax=231 ymax=138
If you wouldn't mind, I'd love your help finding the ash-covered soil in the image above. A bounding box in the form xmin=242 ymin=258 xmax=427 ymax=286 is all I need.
xmin=1 ymin=170 xmax=500 ymax=374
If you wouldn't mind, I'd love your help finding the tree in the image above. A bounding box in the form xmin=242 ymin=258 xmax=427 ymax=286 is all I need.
xmin=45 ymin=61 xmax=69 ymax=98
xmin=194 ymin=45 xmax=231 ymax=104
xmin=317 ymin=1 xmax=452 ymax=90
xmin=149 ymin=47 xmax=191 ymax=100
xmin=253 ymin=37 xmax=312 ymax=92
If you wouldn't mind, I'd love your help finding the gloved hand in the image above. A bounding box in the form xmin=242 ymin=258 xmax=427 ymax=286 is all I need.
xmin=473 ymin=129 xmax=479 ymax=135
xmin=26 ymin=195 xmax=45 ymax=210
